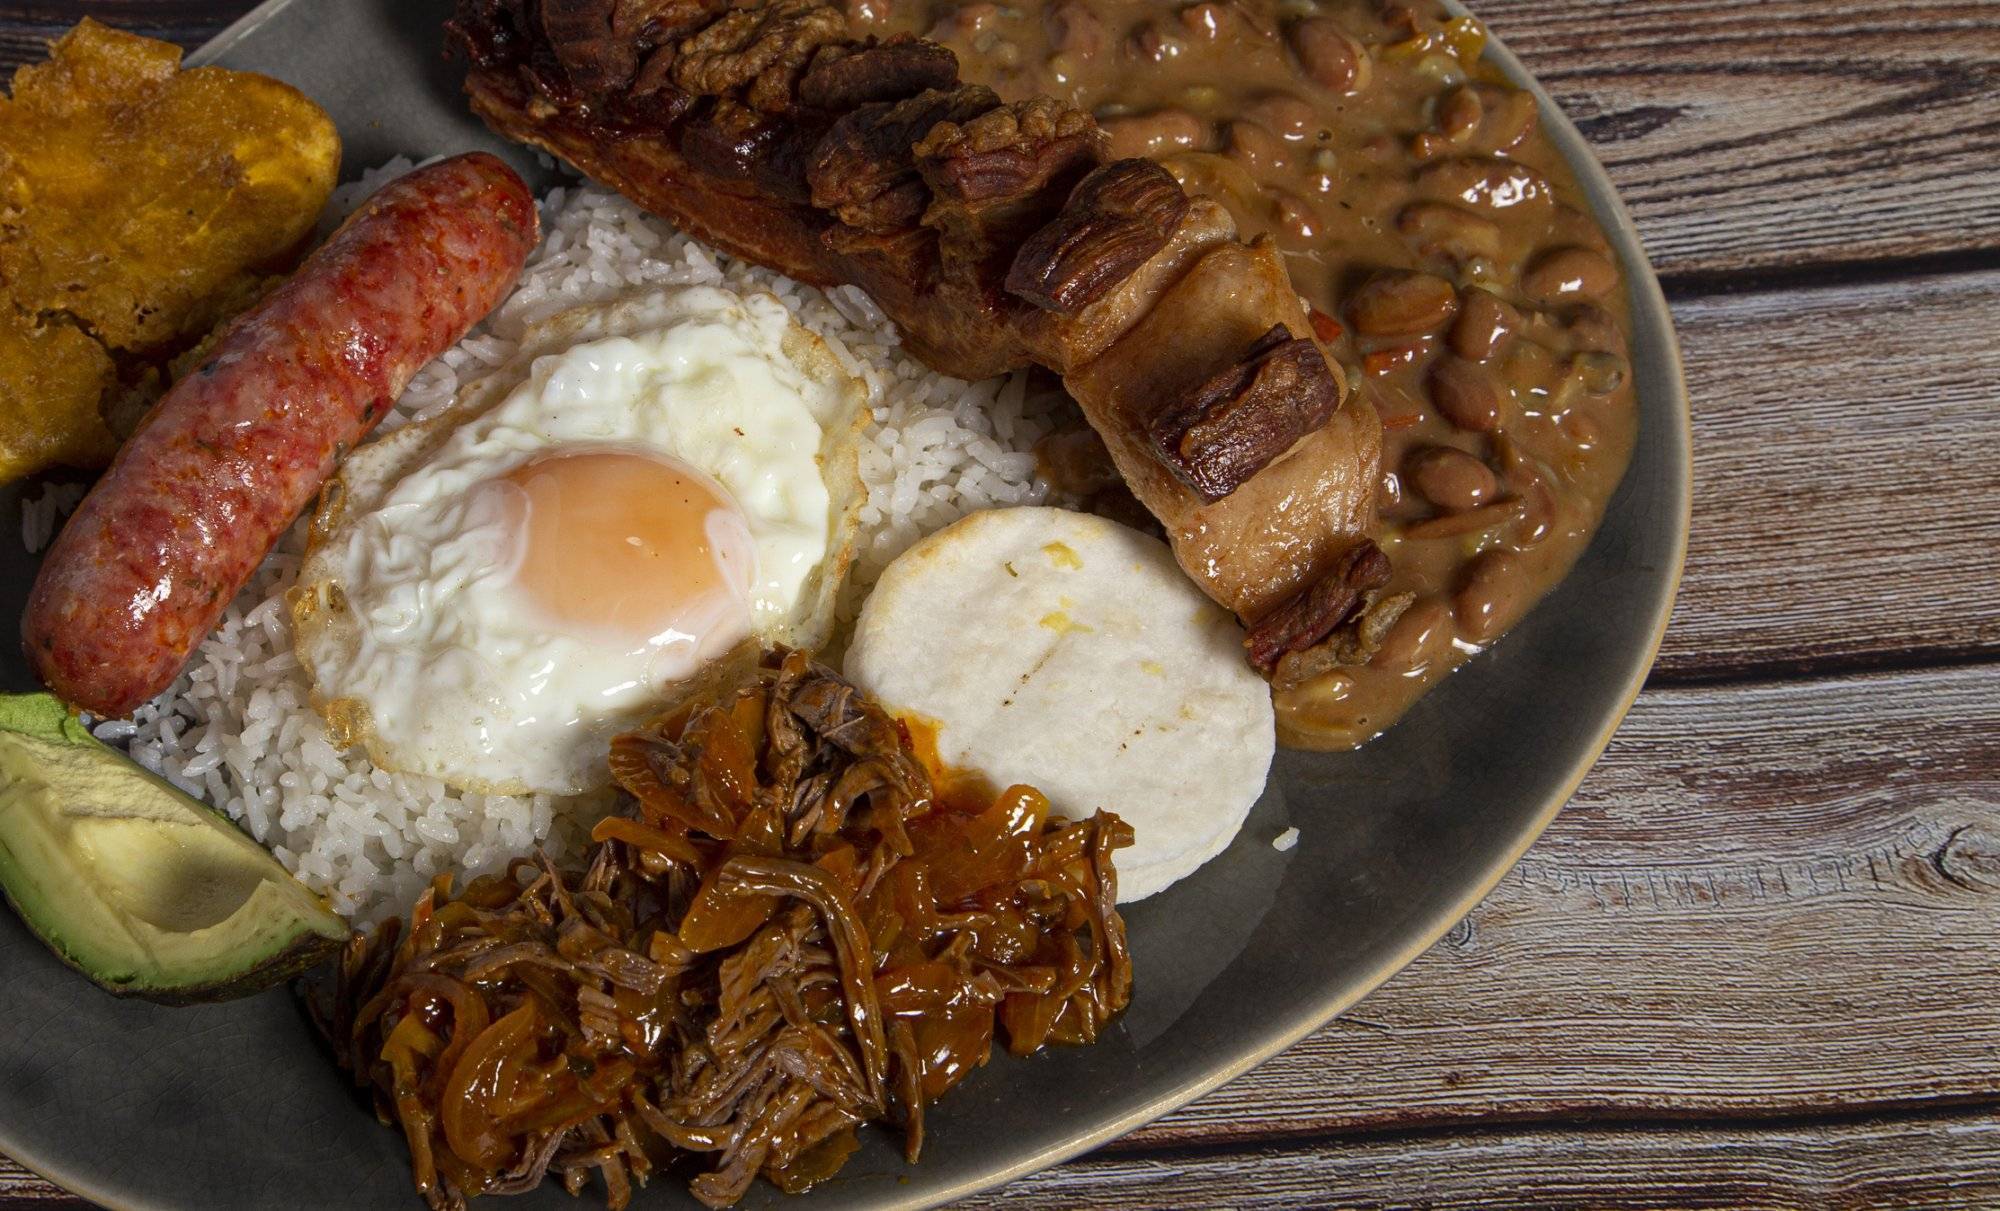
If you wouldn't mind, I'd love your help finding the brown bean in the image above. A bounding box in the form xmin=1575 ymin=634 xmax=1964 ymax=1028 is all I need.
xmin=1227 ymin=120 xmax=1289 ymax=173
xmin=1511 ymin=474 xmax=1556 ymax=546
xmin=1429 ymin=355 xmax=1506 ymax=432
xmin=1127 ymin=21 xmax=1185 ymax=64
xmin=1379 ymin=465 xmax=1406 ymax=510
xmin=1100 ymin=108 xmax=1208 ymax=158
xmin=1493 ymin=437 xmax=1557 ymax=546
xmin=1397 ymin=201 xmax=1500 ymax=261
xmin=1272 ymin=191 xmax=1319 ymax=245
xmin=1246 ymin=93 xmax=1319 ymax=141
xmin=1179 ymin=2 xmax=1235 ymax=39
xmin=1562 ymin=410 xmax=1602 ymax=451
xmin=1409 ymin=131 xmax=1451 ymax=163
xmin=1288 ymin=17 xmax=1372 ymax=94
xmin=1468 ymin=84 xmax=1538 ymax=152
xmin=1570 ymin=350 xmax=1628 ymax=396
xmin=1372 ymin=594 xmax=1455 ymax=673
xmin=1565 ymin=303 xmax=1621 ymax=352
xmin=1454 ymin=549 xmax=1527 ymax=644
xmin=934 ymin=1 xmax=998 ymax=38
xmin=1046 ymin=1 xmax=1106 ymax=57
xmin=1550 ymin=202 xmax=1613 ymax=254
xmin=1522 ymin=246 xmax=1618 ymax=304
xmin=1405 ymin=445 xmax=1499 ymax=512
xmin=1438 ymin=85 xmax=1483 ymax=142
xmin=1448 ymin=287 xmax=1520 ymax=361
xmin=1347 ymin=270 xmax=1458 ymax=336
xmin=1416 ymin=156 xmax=1554 ymax=214
xmin=1402 ymin=498 xmax=1523 ymax=539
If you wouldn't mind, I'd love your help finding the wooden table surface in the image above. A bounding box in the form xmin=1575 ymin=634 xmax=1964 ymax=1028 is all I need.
xmin=5 ymin=1 xmax=1999 ymax=1207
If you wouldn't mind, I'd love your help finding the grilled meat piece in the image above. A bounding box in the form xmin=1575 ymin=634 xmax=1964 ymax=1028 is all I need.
xmin=671 ymin=0 xmax=847 ymax=112
xmin=807 ymin=85 xmax=999 ymax=232
xmin=1006 ymin=159 xmax=1190 ymax=320
xmin=1148 ymin=322 xmax=1347 ymax=503
xmin=680 ymin=97 xmax=825 ymax=204
xmin=449 ymin=0 xmax=1385 ymax=674
xmin=915 ymin=97 xmax=1103 ymax=267
xmin=1245 ymin=541 xmax=1393 ymax=673
xmin=537 ymin=0 xmax=706 ymax=94
xmin=1066 ymin=236 xmax=1381 ymax=621
xmin=797 ymin=34 xmax=958 ymax=109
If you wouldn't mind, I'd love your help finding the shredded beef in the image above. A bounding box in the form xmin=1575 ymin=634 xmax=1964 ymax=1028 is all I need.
xmin=324 ymin=651 xmax=1132 ymax=1210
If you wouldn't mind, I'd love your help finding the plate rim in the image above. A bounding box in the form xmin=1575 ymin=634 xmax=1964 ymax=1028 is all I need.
xmin=4 ymin=0 xmax=1693 ymax=1205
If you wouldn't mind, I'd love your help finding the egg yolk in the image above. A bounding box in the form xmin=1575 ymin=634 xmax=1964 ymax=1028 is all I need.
xmin=495 ymin=450 xmax=753 ymax=645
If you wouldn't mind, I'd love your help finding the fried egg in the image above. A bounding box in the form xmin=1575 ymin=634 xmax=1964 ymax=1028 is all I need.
xmin=292 ymin=286 xmax=866 ymax=795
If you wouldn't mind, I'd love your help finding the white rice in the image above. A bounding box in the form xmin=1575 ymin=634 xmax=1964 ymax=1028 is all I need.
xmin=19 ymin=481 xmax=87 ymax=554
xmin=92 ymin=167 xmax=1072 ymax=923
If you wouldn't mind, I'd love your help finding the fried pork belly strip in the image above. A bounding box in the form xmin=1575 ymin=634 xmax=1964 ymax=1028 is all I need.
xmin=448 ymin=0 xmax=1385 ymax=668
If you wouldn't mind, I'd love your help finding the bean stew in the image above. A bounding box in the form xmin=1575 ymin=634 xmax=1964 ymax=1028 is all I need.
xmin=860 ymin=0 xmax=1640 ymax=749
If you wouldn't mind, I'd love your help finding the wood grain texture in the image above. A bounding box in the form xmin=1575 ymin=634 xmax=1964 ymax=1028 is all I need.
xmin=1479 ymin=0 xmax=2000 ymax=281
xmin=1653 ymin=269 xmax=2000 ymax=679
xmin=1119 ymin=663 xmax=2000 ymax=1145
xmin=953 ymin=1107 xmax=2000 ymax=1209
xmin=0 ymin=1162 xmax=76 ymax=1206
xmin=4 ymin=1 xmax=1998 ymax=279
xmin=11 ymin=1109 xmax=2000 ymax=1208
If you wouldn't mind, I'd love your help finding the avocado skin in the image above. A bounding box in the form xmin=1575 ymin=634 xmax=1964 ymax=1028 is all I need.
xmin=0 ymin=693 xmax=352 ymax=1005
xmin=0 ymin=877 xmax=347 ymax=1006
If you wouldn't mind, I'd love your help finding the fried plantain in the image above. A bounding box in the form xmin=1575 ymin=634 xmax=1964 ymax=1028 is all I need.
xmin=0 ymin=19 xmax=341 ymax=483
xmin=0 ymin=310 xmax=118 ymax=484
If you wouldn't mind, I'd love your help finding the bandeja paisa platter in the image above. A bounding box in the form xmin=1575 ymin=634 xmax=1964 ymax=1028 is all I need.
xmin=0 ymin=0 xmax=1687 ymax=1206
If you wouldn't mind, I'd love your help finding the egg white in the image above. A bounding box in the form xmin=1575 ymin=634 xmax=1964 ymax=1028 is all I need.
xmin=291 ymin=286 xmax=866 ymax=795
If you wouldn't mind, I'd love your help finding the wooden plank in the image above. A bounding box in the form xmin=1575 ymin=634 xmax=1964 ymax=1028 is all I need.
xmin=1655 ymin=269 xmax=2000 ymax=679
xmin=14 ymin=1111 xmax=2000 ymax=1209
xmin=953 ymin=1106 xmax=2000 ymax=1209
xmin=13 ymin=1111 xmax=2000 ymax=1209
xmin=0 ymin=1159 xmax=76 ymax=1206
xmin=1118 ymin=662 xmax=2000 ymax=1145
xmin=4 ymin=1 xmax=1998 ymax=279
xmin=1480 ymin=0 xmax=2000 ymax=279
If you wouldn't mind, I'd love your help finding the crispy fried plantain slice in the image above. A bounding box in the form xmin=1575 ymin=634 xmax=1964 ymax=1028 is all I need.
xmin=0 ymin=310 xmax=118 ymax=484
xmin=0 ymin=19 xmax=339 ymax=351
xmin=0 ymin=19 xmax=340 ymax=483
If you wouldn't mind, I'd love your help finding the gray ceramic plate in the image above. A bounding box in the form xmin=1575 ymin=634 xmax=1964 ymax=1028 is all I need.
xmin=0 ymin=1 xmax=1690 ymax=1206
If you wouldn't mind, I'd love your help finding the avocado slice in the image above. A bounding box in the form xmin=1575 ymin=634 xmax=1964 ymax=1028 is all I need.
xmin=0 ymin=693 xmax=350 ymax=1004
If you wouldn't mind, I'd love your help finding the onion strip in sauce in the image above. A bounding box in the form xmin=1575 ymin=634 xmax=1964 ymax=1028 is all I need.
xmin=323 ymin=649 xmax=1133 ymax=1209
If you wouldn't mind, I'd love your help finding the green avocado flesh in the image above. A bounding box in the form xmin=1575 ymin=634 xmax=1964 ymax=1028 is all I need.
xmin=0 ymin=693 xmax=350 ymax=1004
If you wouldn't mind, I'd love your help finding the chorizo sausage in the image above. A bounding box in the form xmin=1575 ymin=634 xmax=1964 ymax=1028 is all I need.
xmin=23 ymin=152 xmax=539 ymax=717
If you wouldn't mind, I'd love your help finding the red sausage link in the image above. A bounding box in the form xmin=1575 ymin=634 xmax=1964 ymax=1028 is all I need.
xmin=23 ymin=153 xmax=539 ymax=717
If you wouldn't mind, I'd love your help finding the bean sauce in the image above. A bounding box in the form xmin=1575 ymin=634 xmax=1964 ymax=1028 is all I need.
xmin=860 ymin=0 xmax=1639 ymax=749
